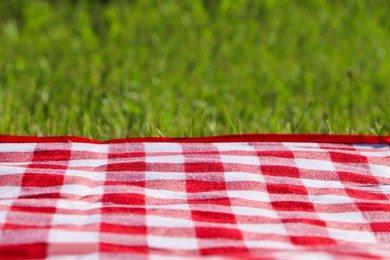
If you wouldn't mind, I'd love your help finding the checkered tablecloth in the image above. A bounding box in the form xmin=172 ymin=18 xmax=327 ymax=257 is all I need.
xmin=0 ymin=134 xmax=389 ymax=259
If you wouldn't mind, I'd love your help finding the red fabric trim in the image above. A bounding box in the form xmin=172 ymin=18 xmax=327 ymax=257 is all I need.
xmin=0 ymin=134 xmax=389 ymax=144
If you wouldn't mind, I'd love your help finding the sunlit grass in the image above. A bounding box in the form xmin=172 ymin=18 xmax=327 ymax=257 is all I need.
xmin=1 ymin=0 xmax=390 ymax=139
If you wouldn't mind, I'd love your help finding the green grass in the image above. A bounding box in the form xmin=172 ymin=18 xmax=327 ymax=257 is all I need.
xmin=1 ymin=0 xmax=390 ymax=139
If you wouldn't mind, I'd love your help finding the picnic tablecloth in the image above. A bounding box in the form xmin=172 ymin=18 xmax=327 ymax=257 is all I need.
xmin=0 ymin=134 xmax=389 ymax=259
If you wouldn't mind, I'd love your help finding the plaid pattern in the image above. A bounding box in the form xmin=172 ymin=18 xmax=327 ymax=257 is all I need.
xmin=0 ymin=135 xmax=389 ymax=259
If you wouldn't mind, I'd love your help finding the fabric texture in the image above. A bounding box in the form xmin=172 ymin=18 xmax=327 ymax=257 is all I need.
xmin=0 ymin=134 xmax=389 ymax=259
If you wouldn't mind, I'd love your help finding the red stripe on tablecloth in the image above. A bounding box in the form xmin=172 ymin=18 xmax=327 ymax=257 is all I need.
xmin=0 ymin=134 xmax=389 ymax=144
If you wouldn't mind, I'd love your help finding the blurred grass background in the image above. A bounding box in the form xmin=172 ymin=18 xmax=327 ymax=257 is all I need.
xmin=1 ymin=0 xmax=390 ymax=139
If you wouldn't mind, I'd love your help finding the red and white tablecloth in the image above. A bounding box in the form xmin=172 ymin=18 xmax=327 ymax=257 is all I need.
xmin=0 ymin=134 xmax=389 ymax=259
